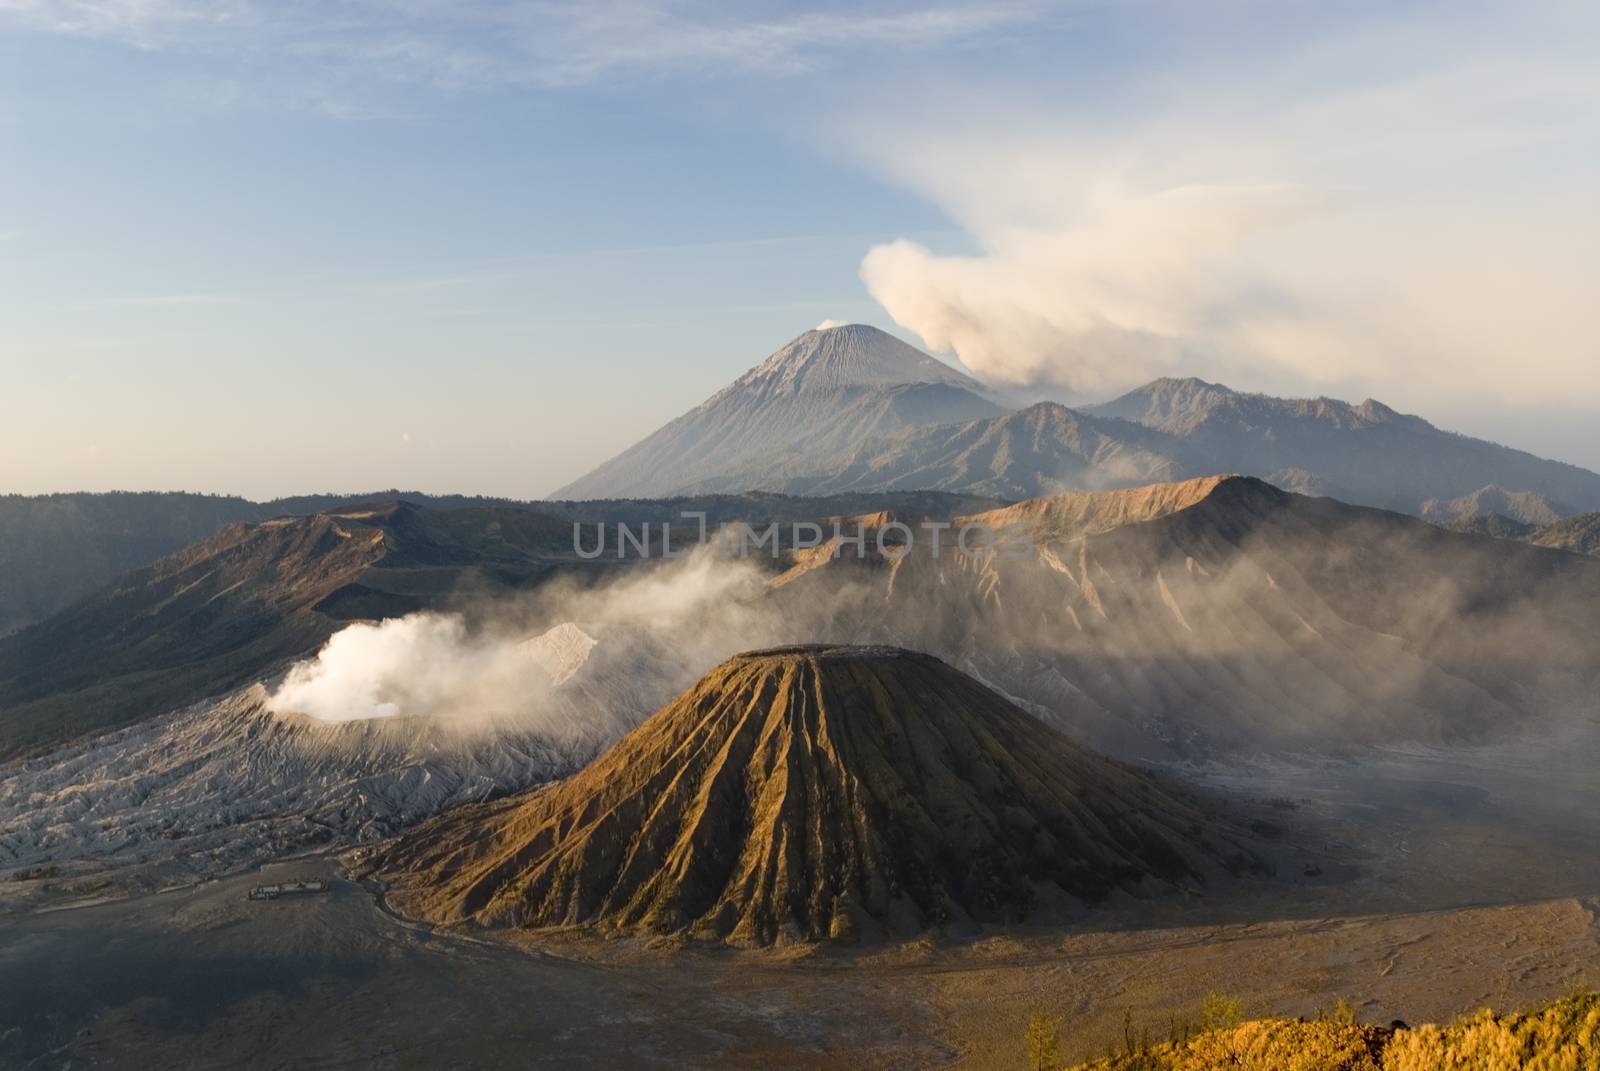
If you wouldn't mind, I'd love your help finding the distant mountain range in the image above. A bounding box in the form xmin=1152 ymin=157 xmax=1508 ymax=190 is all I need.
xmin=9 ymin=324 xmax=1597 ymax=640
xmin=557 ymin=324 xmax=1600 ymax=516
xmin=1442 ymin=508 xmax=1600 ymax=556
xmin=1083 ymin=378 xmax=1600 ymax=514
xmin=6 ymin=323 xmax=1600 ymax=761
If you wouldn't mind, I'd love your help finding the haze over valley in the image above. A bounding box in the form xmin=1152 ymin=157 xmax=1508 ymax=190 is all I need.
xmin=3 ymin=3 xmax=1598 ymax=1068
xmin=5 ymin=322 xmax=1600 ymax=1066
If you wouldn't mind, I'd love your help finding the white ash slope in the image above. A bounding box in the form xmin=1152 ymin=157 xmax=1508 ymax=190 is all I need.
xmin=0 ymin=623 xmax=688 ymax=893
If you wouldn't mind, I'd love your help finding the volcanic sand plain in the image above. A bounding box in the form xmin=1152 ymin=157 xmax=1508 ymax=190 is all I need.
xmin=3 ymin=721 xmax=1598 ymax=1069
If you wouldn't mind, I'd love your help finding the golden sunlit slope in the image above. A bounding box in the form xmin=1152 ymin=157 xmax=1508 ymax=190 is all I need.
xmin=374 ymin=645 xmax=1263 ymax=946
xmin=1067 ymin=990 xmax=1600 ymax=1071
xmin=956 ymin=474 xmax=1234 ymax=541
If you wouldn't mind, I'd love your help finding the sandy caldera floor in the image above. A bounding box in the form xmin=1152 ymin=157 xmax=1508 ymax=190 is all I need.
xmin=3 ymin=724 xmax=1599 ymax=1069
xmin=2 ymin=856 xmax=1596 ymax=1070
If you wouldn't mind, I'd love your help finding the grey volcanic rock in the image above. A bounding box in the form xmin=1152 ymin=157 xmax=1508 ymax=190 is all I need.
xmin=551 ymin=324 xmax=999 ymax=499
xmin=0 ymin=687 xmax=570 ymax=887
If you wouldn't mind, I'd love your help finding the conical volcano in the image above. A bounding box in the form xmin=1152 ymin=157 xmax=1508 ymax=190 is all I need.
xmin=549 ymin=325 xmax=998 ymax=499
xmin=374 ymin=646 xmax=1262 ymax=946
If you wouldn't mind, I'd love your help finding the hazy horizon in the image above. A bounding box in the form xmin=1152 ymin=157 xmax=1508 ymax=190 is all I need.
xmin=3 ymin=1 xmax=1597 ymax=498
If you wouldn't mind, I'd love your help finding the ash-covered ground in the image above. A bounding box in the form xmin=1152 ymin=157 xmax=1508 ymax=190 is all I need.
xmin=0 ymin=622 xmax=691 ymax=908
xmin=2 ymin=712 xmax=1597 ymax=1068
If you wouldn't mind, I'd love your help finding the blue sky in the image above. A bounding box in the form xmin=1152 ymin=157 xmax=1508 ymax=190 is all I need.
xmin=2 ymin=1 xmax=1596 ymax=497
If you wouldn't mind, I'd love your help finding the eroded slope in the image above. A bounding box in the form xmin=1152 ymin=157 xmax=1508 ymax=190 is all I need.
xmin=375 ymin=646 xmax=1262 ymax=945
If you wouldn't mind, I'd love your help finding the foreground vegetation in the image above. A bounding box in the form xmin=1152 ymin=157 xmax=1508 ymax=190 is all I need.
xmin=1028 ymin=989 xmax=1598 ymax=1070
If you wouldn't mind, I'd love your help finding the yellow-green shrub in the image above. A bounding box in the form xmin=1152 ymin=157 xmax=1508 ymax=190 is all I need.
xmin=1076 ymin=1019 xmax=1384 ymax=1071
xmin=1065 ymin=992 xmax=1599 ymax=1071
xmin=1381 ymin=990 xmax=1600 ymax=1071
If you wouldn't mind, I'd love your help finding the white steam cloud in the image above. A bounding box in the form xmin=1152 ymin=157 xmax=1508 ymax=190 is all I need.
xmin=270 ymin=614 xmax=532 ymax=722
xmin=862 ymin=182 xmax=1345 ymax=392
xmin=266 ymin=548 xmax=783 ymax=728
xmin=850 ymin=6 xmax=1600 ymax=414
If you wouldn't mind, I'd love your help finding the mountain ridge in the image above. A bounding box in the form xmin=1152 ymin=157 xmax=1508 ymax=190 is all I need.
xmin=1530 ymin=512 xmax=1600 ymax=557
xmin=1420 ymin=485 xmax=1571 ymax=527
xmin=746 ymin=382 xmax=1600 ymax=513
xmin=1086 ymin=378 xmax=1600 ymax=513
xmin=0 ymin=501 xmax=581 ymax=760
xmin=770 ymin=474 xmax=1600 ymax=757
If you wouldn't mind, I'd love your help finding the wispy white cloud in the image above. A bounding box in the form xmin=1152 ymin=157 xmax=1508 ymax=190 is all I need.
xmin=0 ymin=1 xmax=1057 ymax=91
xmin=0 ymin=0 xmax=252 ymax=45
xmin=501 ymin=2 xmax=1054 ymax=87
